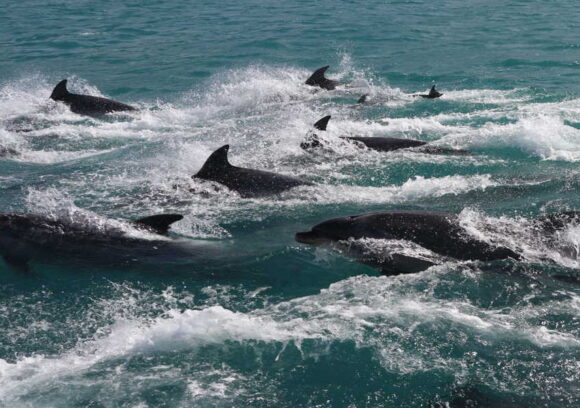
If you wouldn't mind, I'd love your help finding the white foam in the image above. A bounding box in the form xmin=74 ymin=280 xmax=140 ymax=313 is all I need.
xmin=458 ymin=116 xmax=580 ymax=161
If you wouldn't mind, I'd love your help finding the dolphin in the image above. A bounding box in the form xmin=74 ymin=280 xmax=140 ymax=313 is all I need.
xmin=295 ymin=210 xmax=524 ymax=275
xmin=305 ymin=66 xmax=342 ymax=90
xmin=301 ymin=115 xmax=467 ymax=154
xmin=357 ymin=94 xmax=369 ymax=104
xmin=50 ymin=79 xmax=137 ymax=116
xmin=429 ymin=385 xmax=543 ymax=408
xmin=0 ymin=212 xmax=189 ymax=270
xmin=415 ymin=85 xmax=443 ymax=99
xmin=194 ymin=145 xmax=313 ymax=197
xmin=0 ymin=146 xmax=20 ymax=158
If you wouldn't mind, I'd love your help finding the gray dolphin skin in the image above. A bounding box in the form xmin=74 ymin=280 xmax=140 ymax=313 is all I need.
xmin=194 ymin=144 xmax=313 ymax=197
xmin=50 ymin=79 xmax=137 ymax=116
xmin=0 ymin=146 xmax=20 ymax=158
xmin=301 ymin=115 xmax=467 ymax=154
xmin=305 ymin=66 xmax=341 ymax=90
xmin=0 ymin=213 xmax=185 ymax=270
xmin=357 ymin=94 xmax=368 ymax=104
xmin=295 ymin=210 xmax=523 ymax=275
xmin=415 ymin=85 xmax=443 ymax=99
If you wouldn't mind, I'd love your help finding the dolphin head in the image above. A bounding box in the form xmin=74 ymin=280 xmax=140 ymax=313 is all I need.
xmin=296 ymin=215 xmax=362 ymax=245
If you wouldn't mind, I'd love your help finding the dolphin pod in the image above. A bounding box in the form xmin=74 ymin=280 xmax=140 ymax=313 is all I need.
xmin=295 ymin=210 xmax=580 ymax=275
xmin=301 ymin=115 xmax=468 ymax=154
xmin=50 ymin=79 xmax=137 ymax=116
xmin=194 ymin=144 xmax=313 ymax=197
xmin=1 ymin=65 xmax=576 ymax=282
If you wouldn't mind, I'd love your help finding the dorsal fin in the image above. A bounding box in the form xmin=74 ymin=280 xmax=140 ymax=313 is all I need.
xmin=50 ymin=80 xmax=70 ymax=101
xmin=429 ymin=85 xmax=438 ymax=97
xmin=195 ymin=145 xmax=232 ymax=178
xmin=305 ymin=66 xmax=330 ymax=86
xmin=134 ymin=214 xmax=183 ymax=235
xmin=313 ymin=115 xmax=331 ymax=131
xmin=357 ymin=94 xmax=368 ymax=104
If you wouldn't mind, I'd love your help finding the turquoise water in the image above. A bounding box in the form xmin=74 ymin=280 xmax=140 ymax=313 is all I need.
xmin=1 ymin=1 xmax=579 ymax=406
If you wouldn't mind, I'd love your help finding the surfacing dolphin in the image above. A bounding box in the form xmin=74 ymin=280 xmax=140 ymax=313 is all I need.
xmin=50 ymin=79 xmax=137 ymax=116
xmin=0 ymin=146 xmax=20 ymax=158
xmin=415 ymin=85 xmax=443 ymax=99
xmin=296 ymin=210 xmax=580 ymax=276
xmin=357 ymin=94 xmax=369 ymax=104
xmin=301 ymin=115 xmax=468 ymax=154
xmin=0 ymin=212 xmax=189 ymax=270
xmin=305 ymin=66 xmax=342 ymax=90
xmin=295 ymin=210 xmax=526 ymax=275
xmin=194 ymin=144 xmax=313 ymax=197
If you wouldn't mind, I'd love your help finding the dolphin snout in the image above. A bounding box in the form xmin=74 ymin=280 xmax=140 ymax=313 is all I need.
xmin=295 ymin=230 xmax=328 ymax=245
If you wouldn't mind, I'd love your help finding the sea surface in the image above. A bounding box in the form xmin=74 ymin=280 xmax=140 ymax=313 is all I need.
xmin=1 ymin=1 xmax=579 ymax=407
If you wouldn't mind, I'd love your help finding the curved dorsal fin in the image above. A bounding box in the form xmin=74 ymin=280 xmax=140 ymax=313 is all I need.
xmin=357 ymin=94 xmax=368 ymax=104
xmin=195 ymin=145 xmax=232 ymax=178
xmin=134 ymin=214 xmax=183 ymax=235
xmin=429 ymin=85 xmax=438 ymax=96
xmin=305 ymin=66 xmax=330 ymax=86
xmin=313 ymin=115 xmax=331 ymax=131
xmin=50 ymin=79 xmax=70 ymax=101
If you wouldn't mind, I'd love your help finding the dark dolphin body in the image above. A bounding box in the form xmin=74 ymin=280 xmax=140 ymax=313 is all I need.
xmin=415 ymin=85 xmax=443 ymax=99
xmin=0 ymin=213 xmax=194 ymax=270
xmin=50 ymin=79 xmax=137 ymax=116
xmin=295 ymin=210 xmax=525 ymax=275
xmin=0 ymin=146 xmax=20 ymax=158
xmin=194 ymin=145 xmax=313 ymax=198
xmin=357 ymin=94 xmax=369 ymax=104
xmin=301 ymin=115 xmax=467 ymax=154
xmin=305 ymin=66 xmax=342 ymax=90
xmin=428 ymin=385 xmax=552 ymax=408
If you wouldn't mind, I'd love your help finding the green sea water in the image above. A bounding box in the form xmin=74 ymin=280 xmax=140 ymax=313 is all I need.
xmin=0 ymin=1 xmax=579 ymax=407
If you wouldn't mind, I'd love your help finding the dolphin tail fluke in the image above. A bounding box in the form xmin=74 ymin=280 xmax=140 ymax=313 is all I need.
xmin=313 ymin=115 xmax=331 ymax=131
xmin=305 ymin=66 xmax=330 ymax=86
xmin=50 ymin=80 xmax=70 ymax=101
xmin=357 ymin=94 xmax=368 ymax=104
xmin=134 ymin=214 xmax=184 ymax=235
xmin=428 ymin=85 xmax=442 ymax=98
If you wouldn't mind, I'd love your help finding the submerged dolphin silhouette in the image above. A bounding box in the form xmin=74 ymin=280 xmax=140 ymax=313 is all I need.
xmin=305 ymin=66 xmax=342 ymax=90
xmin=50 ymin=79 xmax=137 ymax=116
xmin=0 ymin=213 xmax=186 ymax=270
xmin=301 ymin=115 xmax=467 ymax=154
xmin=194 ymin=145 xmax=313 ymax=197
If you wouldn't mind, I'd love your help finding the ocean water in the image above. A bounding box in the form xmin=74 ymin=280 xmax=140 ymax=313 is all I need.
xmin=1 ymin=0 xmax=579 ymax=407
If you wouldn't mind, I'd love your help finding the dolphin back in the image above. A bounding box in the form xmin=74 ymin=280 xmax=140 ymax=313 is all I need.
xmin=50 ymin=79 xmax=136 ymax=115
